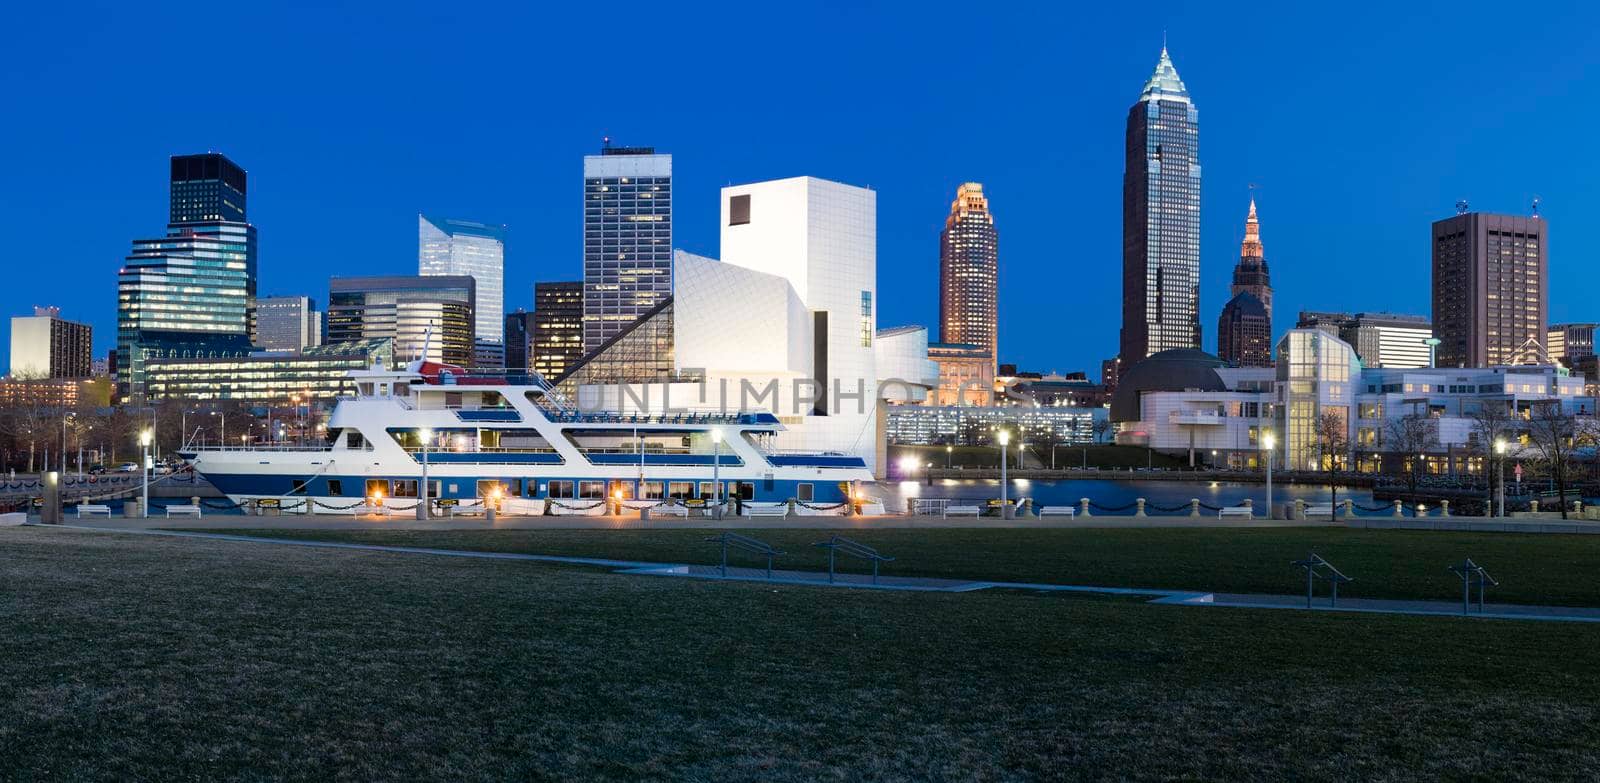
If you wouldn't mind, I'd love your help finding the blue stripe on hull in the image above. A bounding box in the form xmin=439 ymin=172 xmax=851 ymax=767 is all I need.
xmin=199 ymin=472 xmax=854 ymax=503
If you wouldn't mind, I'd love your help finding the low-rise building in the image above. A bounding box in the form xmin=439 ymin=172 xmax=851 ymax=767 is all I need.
xmin=886 ymin=404 xmax=1102 ymax=446
xmin=142 ymin=338 xmax=393 ymax=403
xmin=1113 ymin=330 xmax=1592 ymax=472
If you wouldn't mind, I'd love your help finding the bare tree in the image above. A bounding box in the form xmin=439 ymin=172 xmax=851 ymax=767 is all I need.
xmin=1384 ymin=414 xmax=1440 ymax=497
xmin=1092 ymin=418 xmax=1114 ymax=445
xmin=1315 ymin=409 xmax=1350 ymax=472
xmin=1522 ymin=400 xmax=1594 ymax=519
xmin=1469 ymin=400 xmax=1518 ymax=515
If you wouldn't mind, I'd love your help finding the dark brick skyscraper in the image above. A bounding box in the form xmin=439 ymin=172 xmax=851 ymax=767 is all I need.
xmin=1217 ymin=199 xmax=1273 ymax=367
xmin=1120 ymin=46 xmax=1201 ymax=363
xmin=938 ymin=182 xmax=998 ymax=364
xmin=1432 ymin=211 xmax=1547 ymax=367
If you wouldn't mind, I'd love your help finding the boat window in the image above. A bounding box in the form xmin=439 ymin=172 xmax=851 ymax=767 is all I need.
xmin=477 ymin=480 xmax=509 ymax=499
xmin=736 ymin=482 xmax=755 ymax=500
xmin=668 ymin=481 xmax=693 ymax=499
xmin=797 ymin=483 xmax=814 ymax=502
xmin=445 ymin=392 xmax=463 ymax=408
xmin=327 ymin=480 xmax=344 ymax=497
xmin=291 ymin=479 xmax=311 ymax=496
xmin=698 ymin=482 xmax=716 ymax=498
xmin=508 ymin=478 xmax=524 ymax=497
xmin=393 ymin=480 xmax=419 ymax=498
xmin=347 ymin=431 xmax=366 ymax=449
xmin=578 ymin=481 xmax=605 ymax=499
xmin=365 ymin=479 xmax=389 ymax=499
xmin=642 ymin=481 xmax=664 ymax=500
xmin=549 ymin=480 xmax=575 ymax=498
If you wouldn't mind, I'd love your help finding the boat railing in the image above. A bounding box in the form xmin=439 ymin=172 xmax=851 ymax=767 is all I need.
xmin=191 ymin=444 xmax=338 ymax=452
xmin=403 ymin=446 xmax=559 ymax=454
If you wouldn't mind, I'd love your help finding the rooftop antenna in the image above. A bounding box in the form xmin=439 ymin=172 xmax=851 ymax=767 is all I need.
xmin=602 ymin=135 xmax=612 ymax=150
xmin=1531 ymin=196 xmax=1542 ymax=218
xmin=1456 ymin=199 xmax=1470 ymax=215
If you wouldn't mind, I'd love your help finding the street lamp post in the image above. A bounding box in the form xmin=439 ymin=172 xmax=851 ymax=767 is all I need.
xmin=139 ymin=429 xmax=152 ymax=519
xmin=1494 ymin=438 xmax=1507 ymax=518
xmin=711 ymin=428 xmax=723 ymax=519
xmin=945 ymin=444 xmax=952 ymax=469
xmin=997 ymin=430 xmax=1011 ymax=519
xmin=1262 ymin=431 xmax=1276 ymax=520
xmin=418 ymin=428 xmax=432 ymax=520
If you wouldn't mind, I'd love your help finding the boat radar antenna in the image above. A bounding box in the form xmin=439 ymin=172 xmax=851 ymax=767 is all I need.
xmin=1456 ymin=199 xmax=1470 ymax=215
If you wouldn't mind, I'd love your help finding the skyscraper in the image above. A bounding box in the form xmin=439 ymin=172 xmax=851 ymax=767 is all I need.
xmin=1120 ymin=46 xmax=1201 ymax=363
xmin=327 ymin=276 xmax=476 ymax=366
xmin=1230 ymin=199 xmax=1271 ymax=318
xmin=504 ymin=309 xmax=532 ymax=370
xmin=532 ymin=281 xmax=584 ymax=380
xmin=583 ymin=142 xmax=672 ymax=352
xmin=169 ymin=153 xmax=247 ymax=224
xmin=1547 ymin=323 xmax=1597 ymax=368
xmin=939 ymin=182 xmax=998 ymax=364
xmin=1432 ymin=211 xmax=1547 ymax=367
xmin=9 ymin=307 xmax=92 ymax=379
xmin=1216 ymin=199 xmax=1273 ymax=368
xmin=253 ymin=296 xmax=323 ymax=352
xmin=118 ymin=155 xmax=258 ymax=400
xmin=419 ymin=214 xmax=506 ymax=367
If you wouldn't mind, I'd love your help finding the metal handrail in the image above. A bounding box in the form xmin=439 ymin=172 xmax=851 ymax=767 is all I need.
xmin=1291 ymin=552 xmax=1354 ymax=608
xmin=812 ymin=535 xmax=895 ymax=584
xmin=703 ymin=532 xmax=784 ymax=578
xmin=1448 ymin=558 xmax=1501 ymax=614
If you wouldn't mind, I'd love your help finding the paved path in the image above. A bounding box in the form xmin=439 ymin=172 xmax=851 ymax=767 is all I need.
xmin=26 ymin=524 xmax=1600 ymax=623
xmin=41 ymin=511 xmax=1600 ymax=534
xmin=44 ymin=513 xmax=1338 ymax=532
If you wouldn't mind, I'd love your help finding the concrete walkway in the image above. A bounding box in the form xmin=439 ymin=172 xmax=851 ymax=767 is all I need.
xmin=42 ymin=513 xmax=1339 ymax=532
xmin=26 ymin=523 xmax=1600 ymax=624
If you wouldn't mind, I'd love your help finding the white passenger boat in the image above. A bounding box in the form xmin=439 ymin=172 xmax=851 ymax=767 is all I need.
xmin=180 ymin=361 xmax=871 ymax=515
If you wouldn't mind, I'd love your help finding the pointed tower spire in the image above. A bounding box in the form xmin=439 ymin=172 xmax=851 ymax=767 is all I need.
xmin=1139 ymin=45 xmax=1190 ymax=103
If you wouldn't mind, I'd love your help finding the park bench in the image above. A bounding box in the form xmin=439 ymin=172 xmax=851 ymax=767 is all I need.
xmin=745 ymin=504 xmax=788 ymax=518
xmin=76 ymin=504 xmax=113 ymax=518
xmin=650 ymin=504 xmax=689 ymax=518
xmin=1218 ymin=506 xmax=1253 ymax=520
xmin=166 ymin=504 xmax=203 ymax=518
xmin=945 ymin=505 xmax=982 ymax=518
xmin=1038 ymin=506 xmax=1076 ymax=518
xmin=1303 ymin=504 xmax=1335 ymax=517
xmin=858 ymin=501 xmax=886 ymax=516
xmin=444 ymin=504 xmax=485 ymax=518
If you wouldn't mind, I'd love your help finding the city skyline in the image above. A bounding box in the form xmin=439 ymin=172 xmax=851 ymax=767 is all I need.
xmin=3 ymin=3 xmax=1598 ymax=377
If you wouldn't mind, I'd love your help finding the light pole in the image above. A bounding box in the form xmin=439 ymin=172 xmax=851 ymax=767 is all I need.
xmin=139 ymin=429 xmax=152 ymax=518
xmin=1262 ymin=431 xmax=1276 ymax=520
xmin=61 ymin=414 xmax=71 ymax=475
xmin=925 ymin=461 xmax=933 ymax=486
xmin=1424 ymin=337 xmax=1443 ymax=368
xmin=997 ymin=430 xmax=1011 ymax=518
xmin=418 ymin=427 xmax=432 ymax=520
xmin=1494 ymin=438 xmax=1507 ymax=518
xmin=945 ymin=444 xmax=952 ymax=469
xmin=710 ymin=427 xmax=723 ymax=519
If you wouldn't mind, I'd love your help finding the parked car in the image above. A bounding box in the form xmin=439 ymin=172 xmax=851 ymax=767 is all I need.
xmin=114 ymin=462 xmax=139 ymax=473
xmin=88 ymin=464 xmax=106 ymax=475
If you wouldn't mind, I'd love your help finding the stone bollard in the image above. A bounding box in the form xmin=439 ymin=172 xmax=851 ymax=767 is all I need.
xmin=123 ymin=499 xmax=138 ymax=518
xmin=906 ymin=498 xmax=918 ymax=516
xmin=1340 ymin=499 xmax=1353 ymax=519
xmin=1242 ymin=498 xmax=1254 ymax=518
xmin=1440 ymin=500 xmax=1451 ymax=518
xmin=787 ymin=498 xmax=798 ymax=517
xmin=1079 ymin=498 xmax=1092 ymax=518
xmin=1531 ymin=500 xmax=1540 ymax=514
xmin=487 ymin=503 xmax=497 ymax=523
xmin=1294 ymin=499 xmax=1306 ymax=521
xmin=1392 ymin=499 xmax=1404 ymax=518
xmin=1135 ymin=498 xmax=1146 ymax=517
xmin=1190 ymin=498 xmax=1201 ymax=518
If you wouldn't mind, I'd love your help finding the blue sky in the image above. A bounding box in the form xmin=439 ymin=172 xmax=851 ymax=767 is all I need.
xmin=3 ymin=1 xmax=1598 ymax=377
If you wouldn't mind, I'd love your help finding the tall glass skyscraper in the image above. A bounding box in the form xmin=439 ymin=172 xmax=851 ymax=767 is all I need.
xmin=1120 ymin=47 xmax=1201 ymax=362
xmin=939 ymin=182 xmax=999 ymax=364
xmin=117 ymin=153 xmax=258 ymax=400
xmin=327 ymin=275 xmax=476 ymax=367
xmin=583 ymin=142 xmax=672 ymax=352
xmin=419 ymin=214 xmax=506 ymax=367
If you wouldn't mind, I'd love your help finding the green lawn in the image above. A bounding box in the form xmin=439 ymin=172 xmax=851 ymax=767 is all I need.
xmin=210 ymin=526 xmax=1600 ymax=607
xmin=4 ymin=527 xmax=1600 ymax=780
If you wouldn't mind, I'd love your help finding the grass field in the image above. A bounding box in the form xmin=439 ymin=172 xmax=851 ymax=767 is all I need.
xmin=5 ymin=527 xmax=1600 ymax=780
xmin=211 ymin=526 xmax=1600 ymax=607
